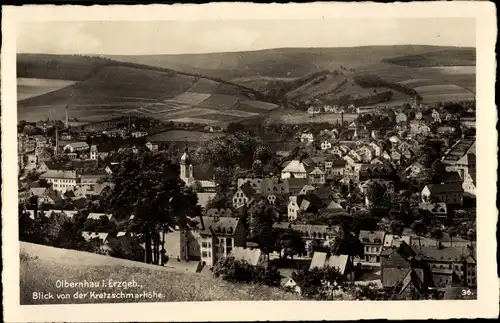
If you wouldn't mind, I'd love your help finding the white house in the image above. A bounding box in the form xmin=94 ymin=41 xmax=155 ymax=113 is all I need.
xmin=320 ymin=140 xmax=332 ymax=150
xmin=421 ymin=183 xmax=464 ymax=205
xmin=281 ymin=160 xmax=308 ymax=179
xmin=40 ymin=169 xmax=79 ymax=193
xmin=63 ymin=142 xmax=89 ymax=153
xmin=308 ymin=167 xmax=326 ymax=185
xmin=395 ymin=112 xmax=408 ymax=124
xmin=405 ymin=161 xmax=426 ymax=178
xmin=145 ymin=142 xmax=158 ymax=152
xmin=368 ymin=142 xmax=382 ymax=157
xmin=431 ymin=110 xmax=442 ymax=123
xmin=232 ymin=182 xmax=258 ymax=208
xmin=131 ymin=131 xmax=148 ymax=138
xmin=90 ymin=145 xmax=98 ymax=160
xmin=300 ymin=132 xmax=314 ymax=144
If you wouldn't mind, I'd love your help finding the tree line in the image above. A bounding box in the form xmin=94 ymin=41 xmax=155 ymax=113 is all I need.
xmin=353 ymin=74 xmax=423 ymax=101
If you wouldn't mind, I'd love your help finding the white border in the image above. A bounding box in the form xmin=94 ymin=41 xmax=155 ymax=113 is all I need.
xmin=2 ymin=2 xmax=498 ymax=322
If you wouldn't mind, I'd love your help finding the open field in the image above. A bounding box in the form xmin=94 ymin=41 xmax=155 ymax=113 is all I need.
xmin=17 ymin=55 xmax=276 ymax=124
xmin=147 ymin=130 xmax=225 ymax=142
xmin=429 ymin=66 xmax=475 ymax=75
xmin=107 ymin=47 xmax=475 ymax=107
xmin=380 ymin=48 xmax=475 ymax=67
xmin=18 ymin=47 xmax=475 ymax=124
xmin=167 ymin=92 xmax=212 ymax=105
xmin=170 ymin=117 xmax=221 ymax=125
xmin=267 ymin=109 xmax=357 ymax=125
xmin=17 ymin=78 xmax=77 ymax=101
xmin=414 ymin=84 xmax=475 ymax=103
xmin=20 ymin=242 xmax=300 ymax=304
xmin=107 ymin=46 xmax=472 ymax=79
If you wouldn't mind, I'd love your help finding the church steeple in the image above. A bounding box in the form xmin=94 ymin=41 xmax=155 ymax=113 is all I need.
xmin=180 ymin=141 xmax=190 ymax=165
xmin=180 ymin=140 xmax=193 ymax=183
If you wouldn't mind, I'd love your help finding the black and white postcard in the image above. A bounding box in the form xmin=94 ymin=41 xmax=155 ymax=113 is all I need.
xmin=2 ymin=2 xmax=498 ymax=322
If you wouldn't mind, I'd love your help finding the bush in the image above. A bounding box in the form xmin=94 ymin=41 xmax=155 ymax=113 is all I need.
xmin=291 ymin=266 xmax=348 ymax=300
xmin=212 ymin=256 xmax=281 ymax=287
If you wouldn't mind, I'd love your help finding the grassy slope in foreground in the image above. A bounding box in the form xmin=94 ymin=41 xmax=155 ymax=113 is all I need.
xmin=20 ymin=242 xmax=301 ymax=304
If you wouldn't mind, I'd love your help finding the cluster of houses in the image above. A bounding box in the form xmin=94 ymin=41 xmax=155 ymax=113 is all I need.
xmin=17 ymin=100 xmax=476 ymax=300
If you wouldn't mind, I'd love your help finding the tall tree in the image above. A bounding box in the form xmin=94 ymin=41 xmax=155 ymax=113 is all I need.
xmin=390 ymin=220 xmax=405 ymax=236
xmin=365 ymin=181 xmax=392 ymax=217
xmin=448 ymin=227 xmax=458 ymax=247
xmin=411 ymin=220 xmax=427 ymax=250
xmin=248 ymin=201 xmax=278 ymax=259
xmin=276 ymin=228 xmax=305 ymax=259
xmin=330 ymin=224 xmax=364 ymax=280
xmin=429 ymin=160 xmax=446 ymax=184
xmin=430 ymin=228 xmax=443 ymax=247
xmin=104 ymin=150 xmax=200 ymax=264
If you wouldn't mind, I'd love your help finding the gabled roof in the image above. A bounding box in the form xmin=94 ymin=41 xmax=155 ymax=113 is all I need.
xmin=359 ymin=230 xmax=385 ymax=244
xmin=197 ymin=216 xmax=240 ymax=236
xmin=40 ymin=169 xmax=78 ymax=180
xmin=424 ymin=183 xmax=464 ymax=194
xmin=413 ymin=246 xmax=473 ymax=263
xmin=398 ymin=269 xmax=425 ymax=296
xmin=232 ymin=247 xmax=263 ymax=266
xmin=30 ymin=187 xmax=48 ymax=196
xmin=310 ymin=252 xmax=349 ymax=274
xmin=285 ymin=178 xmax=309 ymax=190
xmin=309 ymin=167 xmax=325 ymax=175
xmin=81 ymin=169 xmax=108 ymax=177
xmin=383 ymin=234 xmax=411 ymax=248
xmin=204 ymin=208 xmax=233 ymax=217
xmin=273 ymin=222 xmax=339 ymax=237
xmin=282 ymin=160 xmax=308 ymax=173
xmin=298 ymin=184 xmax=316 ymax=195
xmin=65 ymin=141 xmax=89 ymax=149
xmin=382 ymin=268 xmax=411 ymax=288
xmin=326 ymin=200 xmax=344 ymax=210
xmin=239 ymin=182 xmax=257 ymax=198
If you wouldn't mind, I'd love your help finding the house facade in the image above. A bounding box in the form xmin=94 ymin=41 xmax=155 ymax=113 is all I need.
xmin=308 ymin=167 xmax=326 ymax=185
xmin=40 ymin=170 xmax=79 ymax=193
xmin=359 ymin=230 xmax=386 ymax=266
xmin=421 ymin=183 xmax=464 ymax=205
xmin=64 ymin=142 xmax=90 ymax=153
xmin=196 ymin=216 xmax=246 ymax=267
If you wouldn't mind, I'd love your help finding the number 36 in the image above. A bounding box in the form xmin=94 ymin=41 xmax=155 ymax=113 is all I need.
xmin=462 ymin=289 xmax=473 ymax=296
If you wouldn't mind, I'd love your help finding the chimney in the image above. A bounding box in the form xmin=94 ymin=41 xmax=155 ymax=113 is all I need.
xmin=65 ymin=106 xmax=69 ymax=129
xmin=54 ymin=127 xmax=59 ymax=155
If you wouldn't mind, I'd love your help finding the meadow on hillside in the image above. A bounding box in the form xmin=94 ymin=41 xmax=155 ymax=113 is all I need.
xmin=17 ymin=46 xmax=476 ymax=123
xmin=17 ymin=55 xmax=276 ymax=124
xmin=20 ymin=242 xmax=300 ymax=304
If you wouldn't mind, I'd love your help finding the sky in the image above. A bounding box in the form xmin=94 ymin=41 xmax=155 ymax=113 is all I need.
xmin=17 ymin=18 xmax=476 ymax=55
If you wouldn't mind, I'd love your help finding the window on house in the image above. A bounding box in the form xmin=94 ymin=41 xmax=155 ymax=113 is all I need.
xmin=202 ymin=251 xmax=208 ymax=258
xmin=202 ymin=241 xmax=208 ymax=248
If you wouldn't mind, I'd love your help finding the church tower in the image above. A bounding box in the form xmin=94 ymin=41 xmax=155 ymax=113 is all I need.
xmin=180 ymin=145 xmax=194 ymax=184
